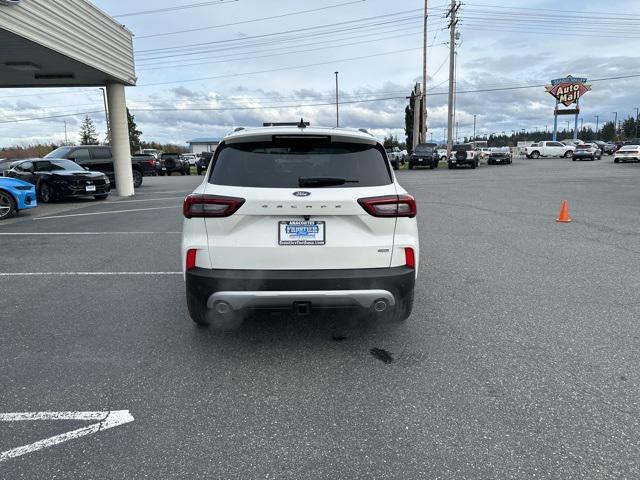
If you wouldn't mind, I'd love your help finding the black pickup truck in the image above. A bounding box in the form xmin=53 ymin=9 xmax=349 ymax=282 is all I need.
xmin=44 ymin=146 xmax=154 ymax=188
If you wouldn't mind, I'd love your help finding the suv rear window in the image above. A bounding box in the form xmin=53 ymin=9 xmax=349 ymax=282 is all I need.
xmin=209 ymin=140 xmax=392 ymax=188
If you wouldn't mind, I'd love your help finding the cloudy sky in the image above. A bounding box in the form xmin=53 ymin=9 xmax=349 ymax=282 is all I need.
xmin=1 ymin=0 xmax=640 ymax=147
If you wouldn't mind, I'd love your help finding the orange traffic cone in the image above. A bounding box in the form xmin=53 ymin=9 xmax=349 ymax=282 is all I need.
xmin=556 ymin=200 xmax=572 ymax=223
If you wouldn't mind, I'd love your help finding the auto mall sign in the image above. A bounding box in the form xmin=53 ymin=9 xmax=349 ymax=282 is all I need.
xmin=545 ymin=75 xmax=592 ymax=106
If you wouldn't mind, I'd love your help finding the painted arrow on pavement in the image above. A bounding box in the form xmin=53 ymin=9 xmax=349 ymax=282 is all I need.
xmin=0 ymin=410 xmax=134 ymax=463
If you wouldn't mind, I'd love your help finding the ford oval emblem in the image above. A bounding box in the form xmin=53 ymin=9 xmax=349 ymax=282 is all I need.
xmin=293 ymin=191 xmax=311 ymax=197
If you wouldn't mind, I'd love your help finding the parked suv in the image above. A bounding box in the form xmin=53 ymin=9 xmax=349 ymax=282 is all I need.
xmin=182 ymin=126 xmax=419 ymax=329
xmin=45 ymin=145 xmax=147 ymax=187
xmin=196 ymin=152 xmax=213 ymax=175
xmin=409 ymin=144 xmax=438 ymax=169
xmin=572 ymin=143 xmax=602 ymax=161
xmin=448 ymin=143 xmax=479 ymax=169
xmin=158 ymin=153 xmax=190 ymax=176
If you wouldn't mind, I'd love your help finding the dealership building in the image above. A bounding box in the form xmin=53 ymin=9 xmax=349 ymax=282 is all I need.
xmin=0 ymin=0 xmax=137 ymax=196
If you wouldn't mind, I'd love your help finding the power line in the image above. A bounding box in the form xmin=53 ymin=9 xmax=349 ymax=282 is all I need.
xmin=135 ymin=0 xmax=367 ymax=39
xmin=5 ymin=73 xmax=640 ymax=124
xmin=138 ymin=45 xmax=447 ymax=87
xmin=134 ymin=10 xmax=427 ymax=55
xmin=136 ymin=29 xmax=426 ymax=71
xmin=112 ymin=0 xmax=238 ymax=18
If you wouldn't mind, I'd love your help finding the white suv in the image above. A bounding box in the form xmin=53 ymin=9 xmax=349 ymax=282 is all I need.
xmin=181 ymin=125 xmax=419 ymax=328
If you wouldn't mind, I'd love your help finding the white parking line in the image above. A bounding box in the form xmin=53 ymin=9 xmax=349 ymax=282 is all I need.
xmin=35 ymin=206 xmax=177 ymax=220
xmin=0 ymin=232 xmax=180 ymax=236
xmin=0 ymin=272 xmax=181 ymax=276
xmin=0 ymin=410 xmax=134 ymax=463
xmin=108 ymin=196 xmax=184 ymax=204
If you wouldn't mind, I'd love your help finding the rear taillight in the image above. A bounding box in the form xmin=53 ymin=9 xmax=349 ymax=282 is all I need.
xmin=405 ymin=247 xmax=416 ymax=268
xmin=358 ymin=194 xmax=417 ymax=218
xmin=147 ymin=160 xmax=156 ymax=168
xmin=186 ymin=249 xmax=197 ymax=270
xmin=183 ymin=194 xmax=245 ymax=218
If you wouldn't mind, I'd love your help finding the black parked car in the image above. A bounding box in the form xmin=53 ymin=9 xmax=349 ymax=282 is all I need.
xmin=158 ymin=153 xmax=190 ymax=176
xmin=603 ymin=143 xmax=617 ymax=155
xmin=487 ymin=147 xmax=512 ymax=165
xmin=6 ymin=159 xmax=110 ymax=202
xmin=196 ymin=152 xmax=213 ymax=175
xmin=409 ymin=144 xmax=438 ymax=170
xmin=131 ymin=153 xmax=158 ymax=176
xmin=0 ymin=158 xmax=20 ymax=176
xmin=45 ymin=145 xmax=148 ymax=188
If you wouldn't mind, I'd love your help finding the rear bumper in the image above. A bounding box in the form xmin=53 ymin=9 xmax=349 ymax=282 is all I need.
xmin=186 ymin=266 xmax=415 ymax=310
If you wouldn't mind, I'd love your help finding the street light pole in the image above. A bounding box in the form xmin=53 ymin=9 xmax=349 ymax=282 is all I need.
xmin=473 ymin=114 xmax=476 ymax=141
xmin=99 ymin=87 xmax=110 ymax=144
xmin=595 ymin=115 xmax=599 ymax=135
xmin=635 ymin=107 xmax=639 ymax=139
xmin=613 ymin=111 xmax=618 ymax=138
xmin=334 ymin=72 xmax=339 ymax=128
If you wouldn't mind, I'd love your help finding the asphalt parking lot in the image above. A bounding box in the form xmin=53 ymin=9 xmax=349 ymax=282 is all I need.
xmin=1 ymin=157 xmax=639 ymax=479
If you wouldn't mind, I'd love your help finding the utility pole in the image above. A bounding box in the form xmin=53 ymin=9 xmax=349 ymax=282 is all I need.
xmin=421 ymin=0 xmax=428 ymax=144
xmin=445 ymin=0 xmax=458 ymax=158
xmin=64 ymin=121 xmax=68 ymax=145
xmin=412 ymin=83 xmax=422 ymax=152
xmin=595 ymin=115 xmax=599 ymax=135
xmin=99 ymin=87 xmax=110 ymax=144
xmin=613 ymin=111 xmax=618 ymax=139
xmin=635 ymin=107 xmax=639 ymax=138
xmin=334 ymin=71 xmax=339 ymax=128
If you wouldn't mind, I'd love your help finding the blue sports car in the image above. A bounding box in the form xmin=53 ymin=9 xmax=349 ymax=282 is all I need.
xmin=0 ymin=177 xmax=37 ymax=220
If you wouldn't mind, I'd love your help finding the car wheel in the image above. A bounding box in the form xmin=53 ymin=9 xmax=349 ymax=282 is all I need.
xmin=614 ymin=158 xmax=619 ymax=163
xmin=39 ymin=183 xmax=54 ymax=203
xmin=470 ymin=161 xmax=477 ymax=169
xmin=408 ymin=162 xmax=414 ymax=170
xmin=0 ymin=190 xmax=16 ymax=220
xmin=572 ymin=157 xmax=577 ymax=161
xmin=564 ymin=151 xmax=573 ymax=158
xmin=429 ymin=162 xmax=435 ymax=170
xmin=185 ymin=167 xmax=191 ymax=176
xmin=386 ymin=290 xmax=414 ymax=322
xmin=448 ymin=162 xmax=455 ymax=169
xmin=94 ymin=194 xmax=109 ymax=200
xmin=531 ymin=151 xmax=540 ymax=159
xmin=132 ymin=170 xmax=143 ymax=188
xmin=186 ymin=292 xmax=243 ymax=330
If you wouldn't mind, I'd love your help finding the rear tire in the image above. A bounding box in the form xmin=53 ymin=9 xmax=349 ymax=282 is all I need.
xmin=386 ymin=290 xmax=414 ymax=322
xmin=470 ymin=161 xmax=477 ymax=169
xmin=187 ymin=292 xmax=210 ymax=326
xmin=132 ymin=170 xmax=143 ymax=188
xmin=408 ymin=162 xmax=414 ymax=170
xmin=448 ymin=162 xmax=455 ymax=169
xmin=564 ymin=151 xmax=573 ymax=158
xmin=531 ymin=151 xmax=540 ymax=159
xmin=0 ymin=190 xmax=16 ymax=220
xmin=39 ymin=183 xmax=54 ymax=203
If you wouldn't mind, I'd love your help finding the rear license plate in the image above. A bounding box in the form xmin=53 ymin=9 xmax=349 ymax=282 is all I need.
xmin=85 ymin=185 xmax=96 ymax=192
xmin=279 ymin=221 xmax=325 ymax=245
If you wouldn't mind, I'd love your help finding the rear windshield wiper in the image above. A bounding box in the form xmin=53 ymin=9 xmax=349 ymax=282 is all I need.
xmin=298 ymin=177 xmax=359 ymax=187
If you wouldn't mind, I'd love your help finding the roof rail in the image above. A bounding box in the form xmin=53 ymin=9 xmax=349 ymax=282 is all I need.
xmin=358 ymin=128 xmax=372 ymax=135
xmin=233 ymin=127 xmax=245 ymax=132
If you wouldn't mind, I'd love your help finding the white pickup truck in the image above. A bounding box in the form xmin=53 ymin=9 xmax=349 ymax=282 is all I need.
xmin=523 ymin=141 xmax=575 ymax=159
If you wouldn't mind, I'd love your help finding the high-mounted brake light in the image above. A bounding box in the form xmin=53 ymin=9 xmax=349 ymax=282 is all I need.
xmin=358 ymin=194 xmax=417 ymax=218
xmin=183 ymin=194 xmax=245 ymax=219
xmin=186 ymin=249 xmax=197 ymax=270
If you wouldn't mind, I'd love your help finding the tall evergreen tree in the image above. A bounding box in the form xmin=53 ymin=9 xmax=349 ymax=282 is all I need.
xmin=127 ymin=108 xmax=142 ymax=153
xmin=78 ymin=115 xmax=98 ymax=145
